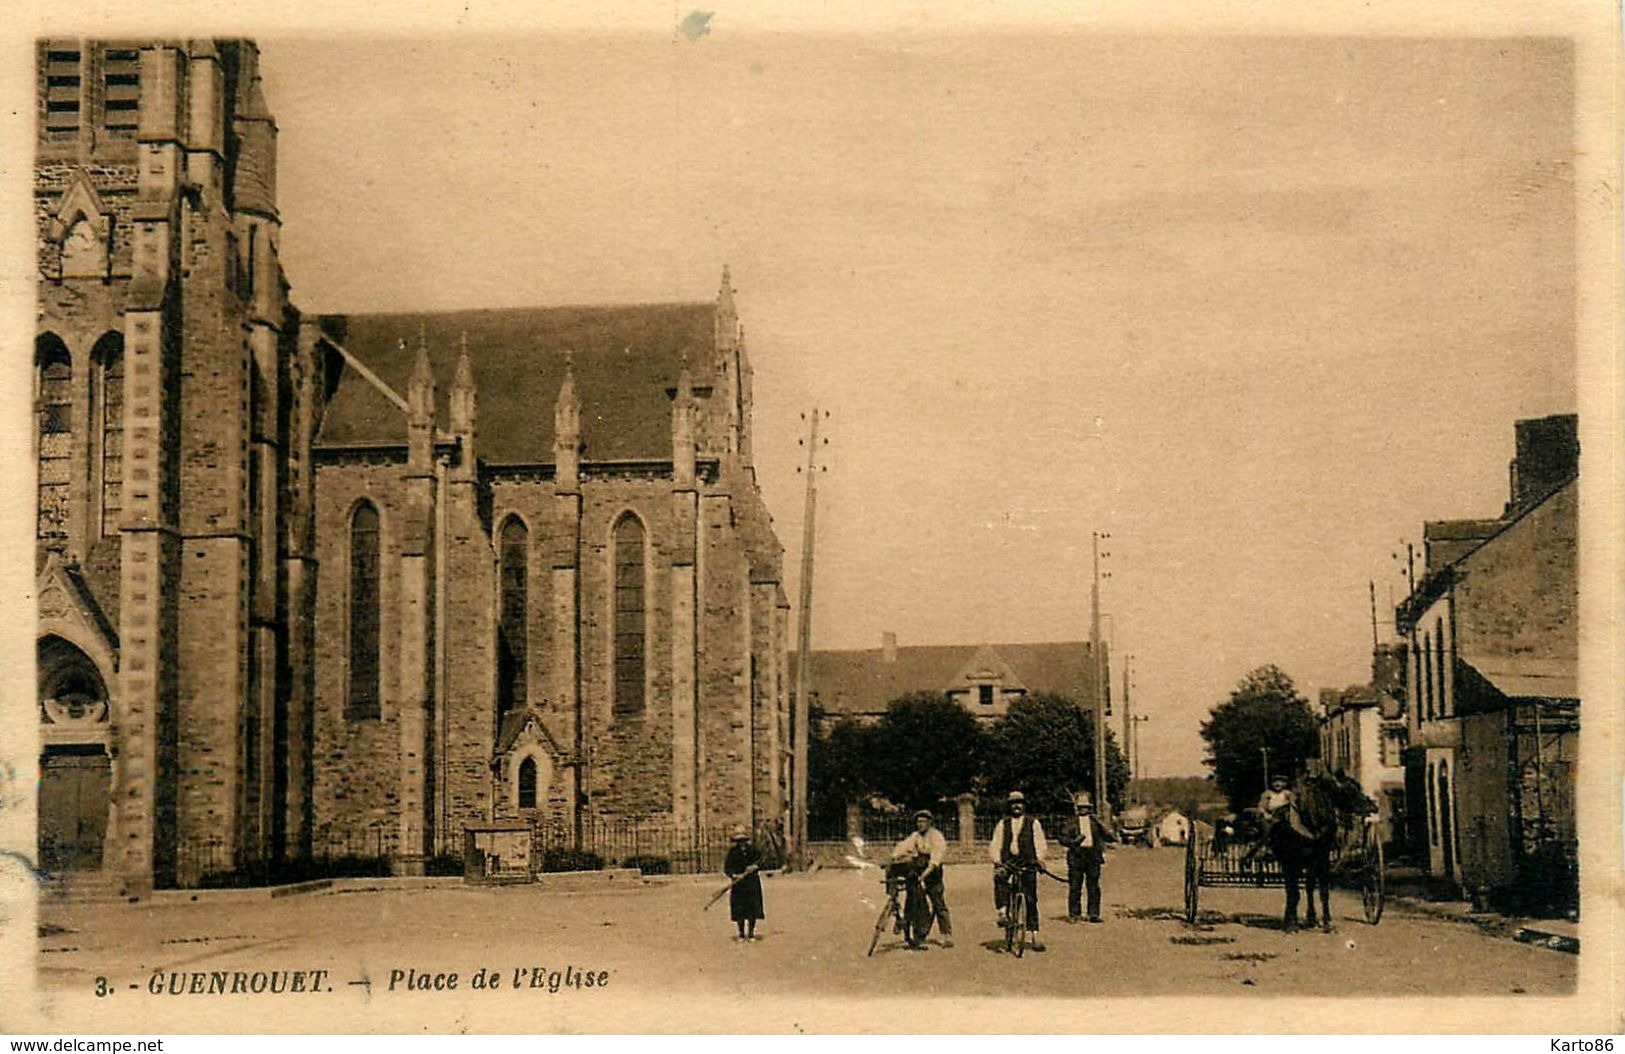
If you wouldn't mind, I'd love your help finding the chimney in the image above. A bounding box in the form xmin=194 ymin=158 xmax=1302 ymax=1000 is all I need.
xmin=881 ymin=631 xmax=897 ymax=664
xmin=1505 ymin=414 xmax=1579 ymax=516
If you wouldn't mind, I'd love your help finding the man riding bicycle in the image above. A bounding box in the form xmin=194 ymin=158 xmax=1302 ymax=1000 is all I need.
xmin=890 ymin=808 xmax=953 ymax=947
xmin=987 ymin=790 xmax=1047 ymax=952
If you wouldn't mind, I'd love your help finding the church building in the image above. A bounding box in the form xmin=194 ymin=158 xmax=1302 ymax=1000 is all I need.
xmin=33 ymin=38 xmax=792 ymax=892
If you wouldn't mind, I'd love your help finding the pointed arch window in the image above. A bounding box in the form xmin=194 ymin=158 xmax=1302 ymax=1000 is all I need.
xmin=92 ymin=333 xmax=124 ymax=538
xmin=612 ymin=514 xmax=647 ymax=718
xmin=36 ymin=335 xmax=73 ymax=539
xmin=517 ymin=756 xmax=539 ymax=810
xmin=347 ymin=502 xmax=381 ymax=720
xmin=498 ymin=516 xmax=528 ymax=715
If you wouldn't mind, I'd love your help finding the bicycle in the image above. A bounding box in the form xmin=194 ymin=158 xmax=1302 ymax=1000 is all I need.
xmin=867 ymin=859 xmax=933 ymax=956
xmin=995 ymin=861 xmax=1038 ymax=957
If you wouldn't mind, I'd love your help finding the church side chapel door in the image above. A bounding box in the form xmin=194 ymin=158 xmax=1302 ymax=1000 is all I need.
xmin=39 ymin=747 xmax=111 ymax=872
xmin=37 ymin=634 xmax=114 ymax=873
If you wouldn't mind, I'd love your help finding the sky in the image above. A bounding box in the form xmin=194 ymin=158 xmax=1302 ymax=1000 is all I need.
xmin=259 ymin=32 xmax=1576 ymax=777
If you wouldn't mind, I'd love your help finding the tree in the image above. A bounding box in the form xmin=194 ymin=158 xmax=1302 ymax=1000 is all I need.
xmin=806 ymin=715 xmax=875 ymax=837
xmin=1199 ymin=664 xmax=1320 ymax=811
xmin=983 ymin=693 xmax=1129 ymax=814
xmin=865 ymin=691 xmax=987 ymax=809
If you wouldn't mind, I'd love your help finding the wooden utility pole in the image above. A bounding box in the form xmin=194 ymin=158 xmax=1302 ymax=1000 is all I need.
xmin=1369 ymin=580 xmax=1379 ymax=650
xmin=1131 ymin=714 xmax=1151 ymax=779
xmin=791 ymin=409 xmax=827 ymax=869
xmin=1120 ymin=654 xmax=1133 ymax=796
xmin=1090 ymin=531 xmax=1109 ymax=819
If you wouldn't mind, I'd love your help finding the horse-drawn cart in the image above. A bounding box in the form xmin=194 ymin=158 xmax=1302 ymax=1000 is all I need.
xmin=1183 ymin=815 xmax=1385 ymax=926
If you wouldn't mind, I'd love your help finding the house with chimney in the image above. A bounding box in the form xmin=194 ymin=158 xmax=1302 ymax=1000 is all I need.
xmin=1395 ymin=414 xmax=1578 ymax=911
xmin=794 ymin=633 xmax=1109 ymax=732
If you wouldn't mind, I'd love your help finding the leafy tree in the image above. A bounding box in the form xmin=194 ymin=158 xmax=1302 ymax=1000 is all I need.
xmin=983 ymin=693 xmax=1129 ymax=813
xmin=865 ymin=691 xmax=987 ymax=809
xmin=1199 ymin=664 xmax=1320 ymax=811
xmin=807 ymin=715 xmax=875 ymax=837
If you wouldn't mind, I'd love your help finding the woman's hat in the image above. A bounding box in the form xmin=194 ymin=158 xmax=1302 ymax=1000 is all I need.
xmin=730 ymin=825 xmax=749 ymax=841
xmin=1007 ymin=790 xmax=1026 ymax=803
xmin=1073 ymin=791 xmax=1094 ymax=808
xmin=914 ymin=809 xmax=933 ymax=820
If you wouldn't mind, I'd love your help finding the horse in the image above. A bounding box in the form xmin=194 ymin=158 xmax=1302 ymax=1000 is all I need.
xmin=1267 ymin=773 xmax=1347 ymax=932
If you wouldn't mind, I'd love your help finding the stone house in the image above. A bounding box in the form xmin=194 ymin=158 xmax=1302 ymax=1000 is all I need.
xmin=1317 ymin=641 xmax=1407 ymax=843
xmin=797 ymin=634 xmax=1110 ymax=731
xmin=33 ymin=38 xmax=791 ymax=892
xmin=1395 ymin=414 xmax=1578 ymax=908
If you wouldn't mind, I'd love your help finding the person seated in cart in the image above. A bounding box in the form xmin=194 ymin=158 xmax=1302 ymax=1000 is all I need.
xmin=1257 ymin=772 xmax=1316 ymax=841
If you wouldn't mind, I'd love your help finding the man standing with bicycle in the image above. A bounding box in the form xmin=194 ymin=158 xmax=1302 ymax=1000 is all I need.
xmin=892 ymin=809 xmax=953 ymax=947
xmin=988 ymin=790 xmax=1048 ymax=952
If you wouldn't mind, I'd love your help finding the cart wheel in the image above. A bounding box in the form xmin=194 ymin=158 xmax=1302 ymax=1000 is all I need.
xmin=1183 ymin=831 xmax=1200 ymax=924
xmin=1361 ymin=831 xmax=1385 ymax=925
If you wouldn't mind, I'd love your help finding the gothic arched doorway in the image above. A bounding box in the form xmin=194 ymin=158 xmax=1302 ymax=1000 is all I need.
xmin=38 ymin=635 xmax=112 ymax=873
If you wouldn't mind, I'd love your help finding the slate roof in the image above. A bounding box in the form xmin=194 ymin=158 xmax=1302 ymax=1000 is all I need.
xmin=316 ymin=303 xmax=717 ymax=465
xmin=792 ymin=641 xmax=1106 ymax=719
xmin=1462 ymin=655 xmax=1578 ymax=703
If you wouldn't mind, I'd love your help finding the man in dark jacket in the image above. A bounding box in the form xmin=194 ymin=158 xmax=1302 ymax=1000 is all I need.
xmin=1056 ymin=791 xmax=1114 ymax=922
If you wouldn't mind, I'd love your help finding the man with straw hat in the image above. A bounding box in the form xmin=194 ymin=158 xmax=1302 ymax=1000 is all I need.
xmin=986 ymin=790 xmax=1048 ymax=952
xmin=1057 ymin=790 xmax=1114 ymax=923
xmin=723 ymin=825 xmax=764 ymax=941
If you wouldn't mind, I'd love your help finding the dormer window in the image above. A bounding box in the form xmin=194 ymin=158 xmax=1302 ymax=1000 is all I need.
xmin=979 ymin=684 xmax=994 ymax=707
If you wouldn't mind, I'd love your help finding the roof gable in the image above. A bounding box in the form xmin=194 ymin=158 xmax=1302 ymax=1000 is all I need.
xmin=799 ymin=640 xmax=1103 ymax=719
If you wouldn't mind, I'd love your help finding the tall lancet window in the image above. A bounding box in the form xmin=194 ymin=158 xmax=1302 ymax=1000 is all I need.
xmin=35 ymin=334 xmax=73 ymax=539
xmin=498 ymin=516 xmax=528 ymax=715
xmin=347 ymin=501 xmax=381 ymax=720
xmin=93 ymin=333 xmax=124 ymax=538
xmin=612 ymin=514 xmax=647 ymax=718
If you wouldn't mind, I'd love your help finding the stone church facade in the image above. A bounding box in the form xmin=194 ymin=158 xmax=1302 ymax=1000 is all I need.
xmin=33 ymin=38 xmax=792 ymax=892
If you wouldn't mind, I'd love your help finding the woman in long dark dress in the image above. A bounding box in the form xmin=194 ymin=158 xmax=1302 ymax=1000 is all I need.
xmin=724 ymin=826 xmax=764 ymax=941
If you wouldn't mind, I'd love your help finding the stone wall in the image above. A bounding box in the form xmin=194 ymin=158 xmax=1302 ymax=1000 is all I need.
xmin=579 ymin=477 xmax=680 ymax=818
xmin=310 ymin=457 xmax=411 ymax=847
xmin=1455 ymin=481 xmax=1577 ymax=666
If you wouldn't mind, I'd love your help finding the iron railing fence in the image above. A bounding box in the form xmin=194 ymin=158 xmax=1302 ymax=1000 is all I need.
xmin=530 ymin=817 xmax=786 ymax=875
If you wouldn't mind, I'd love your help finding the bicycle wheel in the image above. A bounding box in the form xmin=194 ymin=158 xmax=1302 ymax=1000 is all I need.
xmin=868 ymin=898 xmax=897 ymax=957
xmin=1009 ymin=890 xmax=1028 ymax=958
xmin=904 ymin=887 xmax=932 ymax=948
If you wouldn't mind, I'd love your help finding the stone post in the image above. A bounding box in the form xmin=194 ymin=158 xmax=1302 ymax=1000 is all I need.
xmin=845 ymin=801 xmax=863 ymax=844
xmin=956 ymin=793 xmax=978 ymax=850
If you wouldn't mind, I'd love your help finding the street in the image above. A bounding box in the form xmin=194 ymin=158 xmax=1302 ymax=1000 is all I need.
xmin=34 ymin=845 xmax=1574 ymax=1011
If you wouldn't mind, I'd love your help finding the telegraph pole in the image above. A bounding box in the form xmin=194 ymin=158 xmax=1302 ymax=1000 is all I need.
xmin=1131 ymin=714 xmax=1152 ymax=779
xmin=1120 ymin=654 xmax=1131 ymax=761
xmin=1090 ymin=532 xmax=1110 ymax=819
xmin=1120 ymin=654 xmax=1133 ymax=793
xmin=791 ymin=409 xmax=828 ymax=870
xmin=1369 ymin=580 xmax=1379 ymax=650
